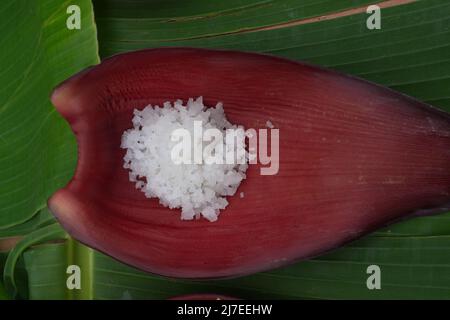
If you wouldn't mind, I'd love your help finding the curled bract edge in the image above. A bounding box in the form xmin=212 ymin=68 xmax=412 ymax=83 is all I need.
xmin=49 ymin=48 xmax=450 ymax=279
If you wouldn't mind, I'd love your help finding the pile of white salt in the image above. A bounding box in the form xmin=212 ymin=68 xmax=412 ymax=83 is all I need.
xmin=121 ymin=97 xmax=247 ymax=222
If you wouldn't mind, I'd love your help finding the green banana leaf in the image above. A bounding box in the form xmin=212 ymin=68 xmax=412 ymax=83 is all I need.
xmin=94 ymin=0 xmax=377 ymax=43
xmin=0 ymin=279 xmax=9 ymax=300
xmin=3 ymin=0 xmax=450 ymax=300
xmin=0 ymin=0 xmax=99 ymax=231
xmin=0 ymin=208 xmax=55 ymax=239
xmin=5 ymin=225 xmax=450 ymax=299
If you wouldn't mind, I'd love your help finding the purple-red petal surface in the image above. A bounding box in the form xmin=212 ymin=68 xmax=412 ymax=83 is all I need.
xmin=49 ymin=48 xmax=450 ymax=278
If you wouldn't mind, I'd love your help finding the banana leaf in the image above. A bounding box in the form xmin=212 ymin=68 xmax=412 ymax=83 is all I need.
xmin=3 ymin=0 xmax=450 ymax=299
xmin=0 ymin=208 xmax=55 ymax=239
xmin=0 ymin=0 xmax=99 ymax=231
xmin=0 ymin=279 xmax=9 ymax=300
xmin=6 ymin=229 xmax=450 ymax=299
